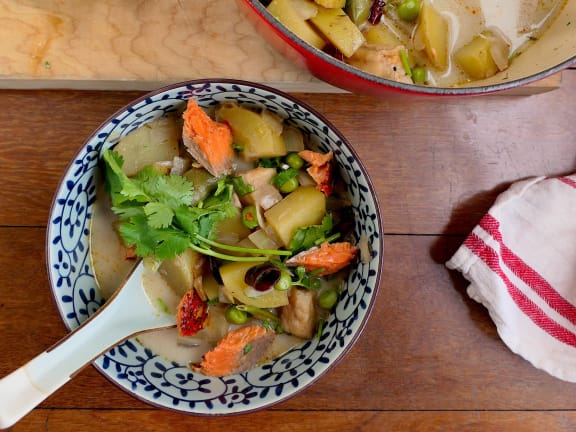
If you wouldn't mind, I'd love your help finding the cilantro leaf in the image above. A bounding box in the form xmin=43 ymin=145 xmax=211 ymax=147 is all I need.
xmin=289 ymin=213 xmax=336 ymax=253
xmin=144 ymin=202 xmax=174 ymax=228
xmin=271 ymin=168 xmax=298 ymax=189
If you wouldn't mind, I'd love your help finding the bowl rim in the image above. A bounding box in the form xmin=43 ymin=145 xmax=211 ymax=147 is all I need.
xmin=45 ymin=78 xmax=385 ymax=415
xmin=241 ymin=0 xmax=576 ymax=96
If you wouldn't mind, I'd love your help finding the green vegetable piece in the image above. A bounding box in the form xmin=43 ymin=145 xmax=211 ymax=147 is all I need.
xmin=271 ymin=167 xmax=299 ymax=191
xmin=292 ymin=266 xmax=322 ymax=290
xmin=243 ymin=343 xmax=253 ymax=355
xmin=225 ymin=305 xmax=249 ymax=325
xmin=274 ymin=270 xmax=292 ymax=291
xmin=241 ymin=205 xmax=259 ymax=229
xmin=289 ymin=213 xmax=334 ymax=253
xmin=318 ymin=288 xmax=339 ymax=309
xmin=399 ymin=50 xmax=412 ymax=77
xmin=231 ymin=176 xmax=255 ymax=196
xmin=285 ymin=152 xmax=304 ymax=170
xmin=279 ymin=177 xmax=299 ymax=193
xmin=346 ymin=0 xmax=372 ymax=25
xmin=412 ymin=66 xmax=428 ymax=84
xmin=397 ymin=0 xmax=420 ymax=22
xmin=237 ymin=304 xmax=280 ymax=322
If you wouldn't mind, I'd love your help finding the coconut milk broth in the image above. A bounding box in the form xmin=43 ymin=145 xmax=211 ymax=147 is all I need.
xmin=383 ymin=0 xmax=567 ymax=86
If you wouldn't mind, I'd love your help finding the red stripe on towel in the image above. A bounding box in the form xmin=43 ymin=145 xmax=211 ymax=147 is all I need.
xmin=478 ymin=214 xmax=576 ymax=325
xmin=557 ymin=176 xmax=576 ymax=189
xmin=465 ymin=232 xmax=576 ymax=347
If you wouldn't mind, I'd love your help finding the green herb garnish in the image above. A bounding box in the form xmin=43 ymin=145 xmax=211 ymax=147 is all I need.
xmin=289 ymin=214 xmax=337 ymax=253
xmin=103 ymin=149 xmax=290 ymax=262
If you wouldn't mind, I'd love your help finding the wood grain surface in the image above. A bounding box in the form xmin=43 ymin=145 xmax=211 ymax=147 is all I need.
xmin=0 ymin=70 xmax=576 ymax=431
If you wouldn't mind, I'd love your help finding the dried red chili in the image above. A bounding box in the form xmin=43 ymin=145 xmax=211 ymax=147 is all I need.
xmin=176 ymin=290 xmax=208 ymax=336
xmin=368 ymin=0 xmax=386 ymax=24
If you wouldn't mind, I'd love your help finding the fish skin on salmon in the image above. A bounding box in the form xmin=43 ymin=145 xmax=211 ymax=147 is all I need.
xmin=182 ymin=98 xmax=234 ymax=177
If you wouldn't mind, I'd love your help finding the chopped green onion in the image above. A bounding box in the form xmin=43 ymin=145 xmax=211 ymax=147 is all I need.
xmin=194 ymin=234 xmax=292 ymax=256
xmin=399 ymin=50 xmax=412 ymax=77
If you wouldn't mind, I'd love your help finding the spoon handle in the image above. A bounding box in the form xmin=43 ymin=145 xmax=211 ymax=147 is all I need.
xmin=0 ymin=262 xmax=172 ymax=429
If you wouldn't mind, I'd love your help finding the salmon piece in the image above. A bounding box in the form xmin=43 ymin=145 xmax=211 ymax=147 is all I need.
xmin=286 ymin=241 xmax=359 ymax=276
xmin=298 ymin=150 xmax=334 ymax=196
xmin=194 ymin=325 xmax=275 ymax=376
xmin=176 ymin=289 xmax=208 ymax=337
xmin=182 ymin=98 xmax=234 ymax=177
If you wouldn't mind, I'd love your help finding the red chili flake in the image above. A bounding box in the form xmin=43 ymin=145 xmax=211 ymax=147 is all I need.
xmin=177 ymin=290 xmax=208 ymax=336
xmin=124 ymin=246 xmax=137 ymax=260
xmin=368 ymin=0 xmax=386 ymax=24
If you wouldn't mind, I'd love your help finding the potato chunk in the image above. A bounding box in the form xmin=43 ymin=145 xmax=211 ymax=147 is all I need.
xmin=414 ymin=1 xmax=449 ymax=70
xmin=264 ymin=186 xmax=326 ymax=248
xmin=309 ymin=6 xmax=365 ymax=58
xmin=219 ymin=262 xmax=289 ymax=308
xmin=267 ymin=0 xmax=326 ymax=50
xmin=454 ymin=33 xmax=499 ymax=80
xmin=215 ymin=103 xmax=287 ymax=161
xmin=115 ymin=117 xmax=180 ymax=177
xmin=158 ymin=249 xmax=205 ymax=298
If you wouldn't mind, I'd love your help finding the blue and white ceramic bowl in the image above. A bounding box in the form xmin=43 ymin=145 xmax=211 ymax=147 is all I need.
xmin=46 ymin=79 xmax=383 ymax=415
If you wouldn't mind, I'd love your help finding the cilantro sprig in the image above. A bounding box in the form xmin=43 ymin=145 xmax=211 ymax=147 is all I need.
xmin=288 ymin=213 xmax=339 ymax=254
xmin=102 ymin=149 xmax=291 ymax=262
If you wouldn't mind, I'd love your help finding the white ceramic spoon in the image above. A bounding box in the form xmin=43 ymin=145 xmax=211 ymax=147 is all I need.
xmin=0 ymin=261 xmax=175 ymax=429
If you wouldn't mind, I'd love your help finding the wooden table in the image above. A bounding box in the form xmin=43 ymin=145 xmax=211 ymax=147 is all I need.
xmin=1 ymin=68 xmax=576 ymax=431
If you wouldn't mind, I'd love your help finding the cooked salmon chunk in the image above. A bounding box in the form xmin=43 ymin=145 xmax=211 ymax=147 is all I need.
xmin=286 ymin=241 xmax=359 ymax=276
xmin=182 ymin=98 xmax=234 ymax=177
xmin=193 ymin=325 xmax=275 ymax=376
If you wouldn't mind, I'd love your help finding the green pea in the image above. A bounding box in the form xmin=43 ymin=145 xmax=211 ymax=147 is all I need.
xmin=225 ymin=305 xmax=248 ymax=324
xmin=241 ymin=205 xmax=259 ymax=229
xmin=279 ymin=177 xmax=299 ymax=193
xmin=285 ymin=152 xmax=304 ymax=170
xmin=318 ymin=289 xmax=339 ymax=310
xmin=397 ymin=0 xmax=420 ymax=22
xmin=412 ymin=66 xmax=428 ymax=84
xmin=274 ymin=270 xmax=292 ymax=291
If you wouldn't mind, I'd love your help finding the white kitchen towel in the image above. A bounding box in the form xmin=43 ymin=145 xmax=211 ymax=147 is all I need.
xmin=446 ymin=174 xmax=576 ymax=382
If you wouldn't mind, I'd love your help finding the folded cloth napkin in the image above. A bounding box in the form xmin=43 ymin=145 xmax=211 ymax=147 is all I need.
xmin=446 ymin=174 xmax=576 ymax=382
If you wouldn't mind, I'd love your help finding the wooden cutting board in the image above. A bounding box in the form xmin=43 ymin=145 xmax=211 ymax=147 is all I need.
xmin=0 ymin=0 xmax=561 ymax=94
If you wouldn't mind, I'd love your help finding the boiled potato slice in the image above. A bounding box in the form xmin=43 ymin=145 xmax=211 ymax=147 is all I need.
xmin=363 ymin=24 xmax=403 ymax=48
xmin=264 ymin=186 xmax=326 ymax=247
xmin=158 ymin=249 xmax=203 ymax=297
xmin=215 ymin=103 xmax=287 ymax=161
xmin=454 ymin=33 xmax=499 ymax=80
xmin=310 ymin=6 xmax=365 ymax=58
xmin=219 ymin=262 xmax=289 ymax=308
xmin=183 ymin=167 xmax=218 ymax=205
xmin=115 ymin=117 xmax=180 ymax=177
xmin=267 ymin=0 xmax=326 ymax=50
xmin=216 ymin=213 xmax=252 ymax=246
xmin=415 ymin=1 xmax=449 ymax=70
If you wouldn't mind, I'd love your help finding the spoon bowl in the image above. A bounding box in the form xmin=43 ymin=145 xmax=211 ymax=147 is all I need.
xmin=0 ymin=261 xmax=173 ymax=429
